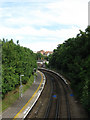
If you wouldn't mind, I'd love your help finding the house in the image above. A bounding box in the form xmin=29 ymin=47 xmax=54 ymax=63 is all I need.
xmin=37 ymin=50 xmax=45 ymax=55
xmin=37 ymin=50 xmax=53 ymax=56
xmin=45 ymin=51 xmax=53 ymax=56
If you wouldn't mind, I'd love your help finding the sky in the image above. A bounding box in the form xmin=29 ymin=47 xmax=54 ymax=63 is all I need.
xmin=0 ymin=0 xmax=89 ymax=52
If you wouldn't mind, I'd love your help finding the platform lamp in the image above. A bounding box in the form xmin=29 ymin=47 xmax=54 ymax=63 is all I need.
xmin=20 ymin=74 xmax=24 ymax=97
xmin=33 ymin=68 xmax=36 ymax=83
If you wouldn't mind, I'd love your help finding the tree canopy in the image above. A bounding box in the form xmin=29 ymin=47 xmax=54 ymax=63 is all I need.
xmin=2 ymin=39 xmax=37 ymax=98
xmin=49 ymin=26 xmax=90 ymax=113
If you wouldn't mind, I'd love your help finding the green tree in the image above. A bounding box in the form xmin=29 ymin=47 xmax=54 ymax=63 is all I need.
xmin=2 ymin=39 xmax=37 ymax=98
xmin=49 ymin=26 xmax=90 ymax=113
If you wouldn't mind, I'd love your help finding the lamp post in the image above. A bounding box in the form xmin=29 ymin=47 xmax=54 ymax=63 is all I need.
xmin=19 ymin=74 xmax=24 ymax=98
xmin=33 ymin=68 xmax=36 ymax=83
xmin=34 ymin=75 xmax=36 ymax=83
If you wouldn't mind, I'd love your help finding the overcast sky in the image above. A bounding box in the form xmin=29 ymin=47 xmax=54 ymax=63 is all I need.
xmin=0 ymin=0 xmax=89 ymax=52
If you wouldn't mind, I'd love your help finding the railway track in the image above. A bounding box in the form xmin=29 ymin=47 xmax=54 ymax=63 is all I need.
xmin=25 ymin=68 xmax=88 ymax=119
xmin=42 ymin=70 xmax=71 ymax=119
xmin=52 ymin=71 xmax=71 ymax=119
xmin=44 ymin=75 xmax=60 ymax=119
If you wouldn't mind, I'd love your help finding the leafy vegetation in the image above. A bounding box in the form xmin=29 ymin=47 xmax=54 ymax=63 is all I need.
xmin=1 ymin=39 xmax=37 ymax=98
xmin=36 ymin=52 xmax=44 ymax=60
xmin=49 ymin=26 xmax=90 ymax=113
xmin=2 ymin=75 xmax=34 ymax=111
xmin=36 ymin=52 xmax=49 ymax=61
xmin=0 ymin=40 xmax=2 ymax=99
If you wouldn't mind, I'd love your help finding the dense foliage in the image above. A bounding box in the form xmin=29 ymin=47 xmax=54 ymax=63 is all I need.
xmin=2 ymin=39 xmax=37 ymax=98
xmin=36 ymin=52 xmax=49 ymax=61
xmin=36 ymin=52 xmax=44 ymax=60
xmin=0 ymin=40 xmax=2 ymax=96
xmin=49 ymin=26 xmax=90 ymax=113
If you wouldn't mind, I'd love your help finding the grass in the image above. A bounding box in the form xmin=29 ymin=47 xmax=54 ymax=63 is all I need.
xmin=2 ymin=75 xmax=34 ymax=111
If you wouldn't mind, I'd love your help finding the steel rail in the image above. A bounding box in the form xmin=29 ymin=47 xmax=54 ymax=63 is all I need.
xmin=44 ymin=75 xmax=54 ymax=119
xmin=43 ymin=71 xmax=60 ymax=119
xmin=40 ymin=68 xmax=71 ymax=119
xmin=55 ymin=74 xmax=71 ymax=120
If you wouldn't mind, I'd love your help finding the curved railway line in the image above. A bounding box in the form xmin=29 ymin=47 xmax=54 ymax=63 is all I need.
xmin=44 ymin=74 xmax=60 ymax=119
xmin=25 ymin=68 xmax=88 ymax=119
xmin=43 ymin=69 xmax=71 ymax=119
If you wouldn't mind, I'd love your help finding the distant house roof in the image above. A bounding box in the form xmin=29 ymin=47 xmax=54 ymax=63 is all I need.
xmin=37 ymin=50 xmax=45 ymax=55
xmin=37 ymin=50 xmax=53 ymax=56
xmin=45 ymin=51 xmax=53 ymax=56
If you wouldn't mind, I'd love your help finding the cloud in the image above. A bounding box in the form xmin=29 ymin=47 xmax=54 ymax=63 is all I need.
xmin=1 ymin=0 xmax=88 ymax=28
xmin=0 ymin=25 xmax=80 ymax=41
xmin=21 ymin=41 xmax=59 ymax=52
xmin=0 ymin=0 xmax=57 ymax=2
xmin=47 ymin=0 xmax=88 ymax=27
xmin=0 ymin=0 xmax=89 ymax=51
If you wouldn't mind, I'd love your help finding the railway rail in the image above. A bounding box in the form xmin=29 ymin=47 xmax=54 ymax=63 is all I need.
xmin=44 ymin=75 xmax=60 ymax=119
xmin=25 ymin=68 xmax=88 ymax=119
xmin=42 ymin=69 xmax=71 ymax=119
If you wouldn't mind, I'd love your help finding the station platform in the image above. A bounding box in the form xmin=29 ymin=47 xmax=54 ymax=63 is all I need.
xmin=2 ymin=70 xmax=46 ymax=119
